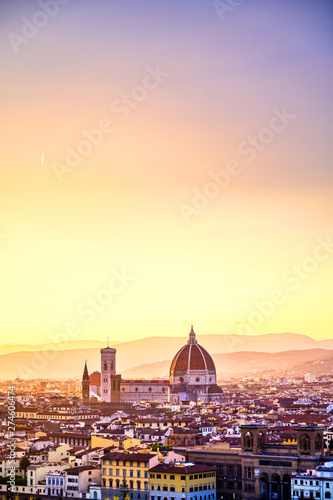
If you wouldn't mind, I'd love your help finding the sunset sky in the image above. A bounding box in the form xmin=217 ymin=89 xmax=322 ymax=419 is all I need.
xmin=1 ymin=0 xmax=332 ymax=345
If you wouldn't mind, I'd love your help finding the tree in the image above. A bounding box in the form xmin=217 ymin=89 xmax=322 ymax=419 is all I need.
xmin=19 ymin=455 xmax=31 ymax=478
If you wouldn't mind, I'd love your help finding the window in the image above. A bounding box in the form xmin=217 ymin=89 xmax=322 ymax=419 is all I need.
xmin=325 ymin=493 xmax=331 ymax=499
xmin=170 ymin=475 xmax=175 ymax=480
xmin=157 ymin=474 xmax=161 ymax=479
xmin=137 ymin=471 xmax=141 ymax=478
xmin=130 ymin=470 xmax=134 ymax=477
xmin=151 ymin=474 xmax=155 ymax=479
xmin=170 ymin=486 xmax=175 ymax=492
xmin=116 ymin=469 xmax=120 ymax=476
xmin=163 ymin=485 xmax=168 ymax=491
xmin=181 ymin=476 xmax=186 ymax=481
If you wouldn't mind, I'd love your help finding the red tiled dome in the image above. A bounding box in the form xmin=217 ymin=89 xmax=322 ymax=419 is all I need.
xmin=170 ymin=327 xmax=215 ymax=378
xmin=90 ymin=371 xmax=101 ymax=386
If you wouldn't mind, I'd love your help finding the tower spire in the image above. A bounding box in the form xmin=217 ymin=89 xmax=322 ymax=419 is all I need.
xmin=188 ymin=325 xmax=197 ymax=344
xmin=107 ymin=336 xmax=109 ymax=348
xmin=82 ymin=360 xmax=89 ymax=381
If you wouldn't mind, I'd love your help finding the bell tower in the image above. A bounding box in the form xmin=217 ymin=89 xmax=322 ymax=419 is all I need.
xmin=101 ymin=340 xmax=118 ymax=402
xmin=82 ymin=360 xmax=90 ymax=405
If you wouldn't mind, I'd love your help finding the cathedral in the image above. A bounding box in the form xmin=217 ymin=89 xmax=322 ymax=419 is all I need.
xmin=82 ymin=326 xmax=224 ymax=405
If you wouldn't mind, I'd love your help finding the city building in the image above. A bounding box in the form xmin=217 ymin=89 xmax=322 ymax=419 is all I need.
xmin=305 ymin=373 xmax=317 ymax=383
xmin=45 ymin=470 xmax=66 ymax=497
xmin=65 ymin=465 xmax=100 ymax=498
xmin=149 ymin=461 xmax=216 ymax=500
xmin=100 ymin=451 xmax=158 ymax=500
xmin=291 ymin=461 xmax=333 ymax=499
xmin=184 ymin=425 xmax=327 ymax=500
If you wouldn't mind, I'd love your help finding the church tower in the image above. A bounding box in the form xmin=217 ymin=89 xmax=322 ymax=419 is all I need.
xmin=82 ymin=360 xmax=90 ymax=405
xmin=101 ymin=342 xmax=121 ymax=403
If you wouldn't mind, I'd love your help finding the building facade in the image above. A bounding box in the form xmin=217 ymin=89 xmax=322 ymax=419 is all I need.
xmin=149 ymin=462 xmax=216 ymax=500
xmin=184 ymin=425 xmax=328 ymax=500
xmin=100 ymin=451 xmax=158 ymax=500
xmin=291 ymin=461 xmax=333 ymax=499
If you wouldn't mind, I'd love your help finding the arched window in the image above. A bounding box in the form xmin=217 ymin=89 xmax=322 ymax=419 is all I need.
xmin=258 ymin=431 xmax=265 ymax=449
xmin=104 ymin=363 xmax=107 ymax=371
xmin=300 ymin=434 xmax=311 ymax=453
xmin=244 ymin=431 xmax=254 ymax=450
xmin=315 ymin=434 xmax=322 ymax=451
xmin=137 ymin=481 xmax=141 ymax=490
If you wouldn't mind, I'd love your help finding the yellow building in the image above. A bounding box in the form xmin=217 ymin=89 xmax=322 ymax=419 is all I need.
xmin=101 ymin=451 xmax=158 ymax=500
xmin=149 ymin=462 xmax=216 ymax=500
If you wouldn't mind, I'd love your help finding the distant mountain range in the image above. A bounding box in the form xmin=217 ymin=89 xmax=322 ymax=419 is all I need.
xmin=1 ymin=332 xmax=333 ymax=380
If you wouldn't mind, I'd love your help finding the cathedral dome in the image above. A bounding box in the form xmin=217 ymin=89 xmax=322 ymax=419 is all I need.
xmin=170 ymin=326 xmax=216 ymax=378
